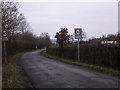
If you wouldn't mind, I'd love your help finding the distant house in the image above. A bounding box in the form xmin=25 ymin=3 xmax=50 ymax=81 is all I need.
xmin=89 ymin=34 xmax=118 ymax=45
xmin=89 ymin=38 xmax=101 ymax=44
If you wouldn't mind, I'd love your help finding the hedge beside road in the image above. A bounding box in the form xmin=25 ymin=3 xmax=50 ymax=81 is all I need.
xmin=47 ymin=44 xmax=119 ymax=70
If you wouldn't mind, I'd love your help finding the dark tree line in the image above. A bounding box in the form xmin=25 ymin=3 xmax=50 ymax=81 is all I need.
xmin=36 ymin=33 xmax=51 ymax=49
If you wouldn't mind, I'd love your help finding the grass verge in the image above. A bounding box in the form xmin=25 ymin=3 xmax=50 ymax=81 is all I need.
xmin=41 ymin=50 xmax=120 ymax=78
xmin=2 ymin=53 xmax=27 ymax=88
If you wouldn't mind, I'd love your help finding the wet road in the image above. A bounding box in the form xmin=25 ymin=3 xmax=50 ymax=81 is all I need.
xmin=20 ymin=50 xmax=119 ymax=88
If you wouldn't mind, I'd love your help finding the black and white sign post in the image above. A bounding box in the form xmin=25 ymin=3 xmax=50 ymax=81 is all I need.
xmin=2 ymin=30 xmax=8 ymax=64
xmin=74 ymin=28 xmax=82 ymax=62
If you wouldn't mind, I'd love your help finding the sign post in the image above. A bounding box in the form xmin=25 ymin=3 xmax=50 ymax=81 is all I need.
xmin=2 ymin=30 xmax=8 ymax=64
xmin=74 ymin=28 xmax=82 ymax=62
xmin=77 ymin=38 xmax=80 ymax=61
xmin=3 ymin=41 xmax=6 ymax=64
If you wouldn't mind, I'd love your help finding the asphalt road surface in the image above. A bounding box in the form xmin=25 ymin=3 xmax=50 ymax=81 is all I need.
xmin=20 ymin=50 xmax=119 ymax=88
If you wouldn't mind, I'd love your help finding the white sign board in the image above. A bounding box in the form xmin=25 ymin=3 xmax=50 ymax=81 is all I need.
xmin=2 ymin=37 xmax=8 ymax=41
xmin=74 ymin=28 xmax=82 ymax=39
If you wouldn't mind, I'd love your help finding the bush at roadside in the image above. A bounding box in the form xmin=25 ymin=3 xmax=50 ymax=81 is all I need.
xmin=47 ymin=44 xmax=119 ymax=70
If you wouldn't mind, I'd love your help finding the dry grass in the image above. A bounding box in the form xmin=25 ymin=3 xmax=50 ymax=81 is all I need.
xmin=2 ymin=53 xmax=27 ymax=88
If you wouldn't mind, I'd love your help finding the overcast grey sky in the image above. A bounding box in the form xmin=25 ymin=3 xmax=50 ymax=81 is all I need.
xmin=18 ymin=2 xmax=118 ymax=39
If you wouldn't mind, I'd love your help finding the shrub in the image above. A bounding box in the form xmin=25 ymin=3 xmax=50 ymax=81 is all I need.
xmin=47 ymin=44 xmax=119 ymax=69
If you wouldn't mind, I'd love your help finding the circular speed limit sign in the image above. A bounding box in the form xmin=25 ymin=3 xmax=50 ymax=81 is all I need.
xmin=74 ymin=28 xmax=82 ymax=39
xmin=76 ymin=30 xmax=80 ymax=35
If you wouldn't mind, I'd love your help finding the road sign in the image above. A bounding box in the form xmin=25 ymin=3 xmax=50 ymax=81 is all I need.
xmin=2 ymin=30 xmax=7 ymax=37
xmin=2 ymin=37 xmax=8 ymax=41
xmin=74 ymin=28 xmax=82 ymax=62
xmin=74 ymin=28 xmax=82 ymax=39
xmin=2 ymin=30 xmax=8 ymax=41
xmin=2 ymin=30 xmax=8 ymax=64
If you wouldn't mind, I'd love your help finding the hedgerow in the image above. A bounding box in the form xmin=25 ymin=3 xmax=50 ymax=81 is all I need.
xmin=47 ymin=44 xmax=119 ymax=69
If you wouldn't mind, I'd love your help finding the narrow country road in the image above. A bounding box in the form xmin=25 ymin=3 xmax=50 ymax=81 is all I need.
xmin=20 ymin=50 xmax=119 ymax=88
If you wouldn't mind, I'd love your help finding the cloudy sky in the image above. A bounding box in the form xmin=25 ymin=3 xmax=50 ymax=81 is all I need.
xmin=17 ymin=1 xmax=118 ymax=39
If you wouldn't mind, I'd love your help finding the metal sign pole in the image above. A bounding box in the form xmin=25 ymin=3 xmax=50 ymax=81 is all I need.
xmin=74 ymin=28 xmax=82 ymax=62
xmin=3 ymin=41 xmax=6 ymax=64
xmin=78 ymin=38 xmax=80 ymax=61
xmin=2 ymin=30 xmax=8 ymax=64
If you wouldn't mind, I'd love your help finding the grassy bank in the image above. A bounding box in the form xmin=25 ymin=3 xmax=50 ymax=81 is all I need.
xmin=41 ymin=50 xmax=120 ymax=78
xmin=2 ymin=53 xmax=28 ymax=88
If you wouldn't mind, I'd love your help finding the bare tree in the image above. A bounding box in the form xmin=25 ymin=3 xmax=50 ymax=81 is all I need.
xmin=1 ymin=1 xmax=24 ymax=36
xmin=2 ymin=1 xmax=37 ymax=53
xmin=36 ymin=33 xmax=51 ymax=49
